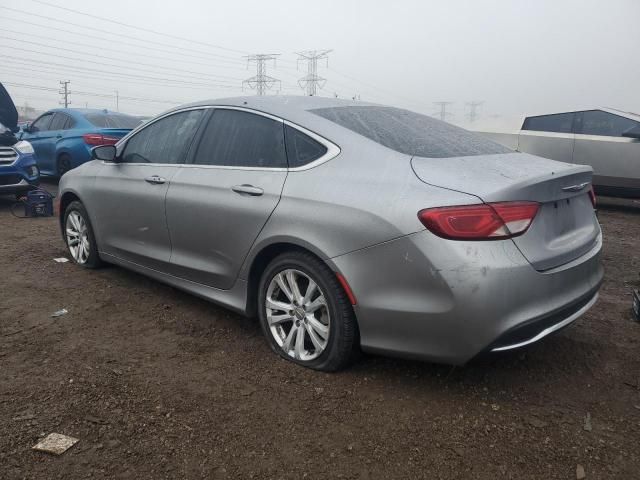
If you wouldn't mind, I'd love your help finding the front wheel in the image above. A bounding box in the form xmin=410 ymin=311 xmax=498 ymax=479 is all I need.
xmin=258 ymin=251 xmax=358 ymax=371
xmin=63 ymin=201 xmax=102 ymax=268
xmin=57 ymin=154 xmax=72 ymax=177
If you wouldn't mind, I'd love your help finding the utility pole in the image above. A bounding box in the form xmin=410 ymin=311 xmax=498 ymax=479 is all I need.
xmin=242 ymin=54 xmax=280 ymax=96
xmin=465 ymin=101 xmax=483 ymax=123
xmin=59 ymin=80 xmax=71 ymax=108
xmin=433 ymin=101 xmax=453 ymax=122
xmin=296 ymin=50 xmax=331 ymax=96
xmin=114 ymin=90 xmax=119 ymax=112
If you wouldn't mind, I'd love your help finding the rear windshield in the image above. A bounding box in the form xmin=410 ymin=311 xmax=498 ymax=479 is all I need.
xmin=84 ymin=113 xmax=141 ymax=129
xmin=311 ymin=106 xmax=511 ymax=158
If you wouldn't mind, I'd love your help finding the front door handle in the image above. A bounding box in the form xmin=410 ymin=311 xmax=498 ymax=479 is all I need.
xmin=231 ymin=184 xmax=264 ymax=196
xmin=145 ymin=175 xmax=166 ymax=185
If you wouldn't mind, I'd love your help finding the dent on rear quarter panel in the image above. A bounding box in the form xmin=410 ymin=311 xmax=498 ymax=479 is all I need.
xmin=240 ymin=137 xmax=480 ymax=280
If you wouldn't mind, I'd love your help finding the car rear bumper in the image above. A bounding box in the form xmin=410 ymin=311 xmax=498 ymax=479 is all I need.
xmin=331 ymin=228 xmax=603 ymax=365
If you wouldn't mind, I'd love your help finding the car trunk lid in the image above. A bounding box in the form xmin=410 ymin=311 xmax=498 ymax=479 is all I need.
xmin=411 ymin=152 xmax=599 ymax=271
xmin=97 ymin=128 xmax=132 ymax=138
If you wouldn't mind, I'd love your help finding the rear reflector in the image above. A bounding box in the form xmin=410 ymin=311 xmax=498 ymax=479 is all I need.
xmin=336 ymin=272 xmax=357 ymax=305
xmin=588 ymin=186 xmax=596 ymax=208
xmin=83 ymin=133 xmax=119 ymax=146
xmin=418 ymin=202 xmax=539 ymax=240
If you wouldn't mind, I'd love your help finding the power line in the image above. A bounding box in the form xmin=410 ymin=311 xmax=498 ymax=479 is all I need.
xmin=433 ymin=101 xmax=454 ymax=121
xmin=31 ymin=0 xmax=249 ymax=55
xmin=1 ymin=39 xmax=244 ymax=85
xmin=59 ymin=80 xmax=71 ymax=107
xmin=0 ymin=54 xmax=243 ymax=90
xmin=1 ymin=29 xmax=246 ymax=78
xmin=243 ymin=54 xmax=281 ymax=96
xmin=0 ymin=64 xmax=248 ymax=102
xmin=0 ymin=7 xmax=248 ymax=66
xmin=296 ymin=50 xmax=331 ymax=96
xmin=0 ymin=16 xmax=247 ymax=69
xmin=4 ymin=81 xmax=183 ymax=105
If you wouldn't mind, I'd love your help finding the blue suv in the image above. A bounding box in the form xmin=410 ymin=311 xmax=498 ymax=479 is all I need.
xmin=19 ymin=108 xmax=141 ymax=176
xmin=0 ymin=83 xmax=39 ymax=197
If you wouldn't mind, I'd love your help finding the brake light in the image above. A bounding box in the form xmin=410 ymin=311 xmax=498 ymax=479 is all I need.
xmin=418 ymin=202 xmax=539 ymax=240
xmin=83 ymin=133 xmax=119 ymax=146
xmin=588 ymin=186 xmax=596 ymax=208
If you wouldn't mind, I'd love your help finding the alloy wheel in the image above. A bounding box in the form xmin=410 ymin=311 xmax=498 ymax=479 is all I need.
xmin=66 ymin=211 xmax=90 ymax=264
xmin=265 ymin=268 xmax=330 ymax=361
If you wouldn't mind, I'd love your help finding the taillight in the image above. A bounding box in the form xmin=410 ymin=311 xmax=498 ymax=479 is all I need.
xmin=588 ymin=186 xmax=596 ymax=208
xmin=418 ymin=202 xmax=539 ymax=240
xmin=83 ymin=133 xmax=119 ymax=146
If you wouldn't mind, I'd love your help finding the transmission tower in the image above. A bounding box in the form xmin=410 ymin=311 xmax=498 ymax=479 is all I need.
xmin=433 ymin=101 xmax=453 ymax=121
xmin=242 ymin=54 xmax=281 ymax=96
xmin=296 ymin=50 xmax=332 ymax=96
xmin=59 ymin=80 xmax=71 ymax=108
xmin=465 ymin=101 xmax=484 ymax=123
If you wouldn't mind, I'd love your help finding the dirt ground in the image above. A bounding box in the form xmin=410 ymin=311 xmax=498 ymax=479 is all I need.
xmin=1 ymin=180 xmax=639 ymax=480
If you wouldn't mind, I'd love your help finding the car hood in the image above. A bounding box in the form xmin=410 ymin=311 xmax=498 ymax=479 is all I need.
xmin=0 ymin=83 xmax=18 ymax=133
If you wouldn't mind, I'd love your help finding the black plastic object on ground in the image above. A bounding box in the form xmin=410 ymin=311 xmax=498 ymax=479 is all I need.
xmin=633 ymin=288 xmax=640 ymax=322
xmin=12 ymin=189 xmax=54 ymax=218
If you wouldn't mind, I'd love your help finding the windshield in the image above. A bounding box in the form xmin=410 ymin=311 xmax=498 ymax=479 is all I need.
xmin=311 ymin=106 xmax=512 ymax=158
xmin=84 ymin=113 xmax=141 ymax=129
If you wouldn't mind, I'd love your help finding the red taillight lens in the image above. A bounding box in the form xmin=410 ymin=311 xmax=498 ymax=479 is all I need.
xmin=83 ymin=134 xmax=119 ymax=146
xmin=588 ymin=186 xmax=596 ymax=208
xmin=418 ymin=202 xmax=539 ymax=240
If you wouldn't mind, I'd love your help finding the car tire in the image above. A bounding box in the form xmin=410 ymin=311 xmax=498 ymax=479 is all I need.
xmin=258 ymin=251 xmax=358 ymax=371
xmin=57 ymin=154 xmax=72 ymax=177
xmin=63 ymin=200 xmax=102 ymax=269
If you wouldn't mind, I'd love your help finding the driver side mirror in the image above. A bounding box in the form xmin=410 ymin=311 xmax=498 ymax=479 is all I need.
xmin=91 ymin=145 xmax=118 ymax=162
xmin=622 ymin=125 xmax=640 ymax=139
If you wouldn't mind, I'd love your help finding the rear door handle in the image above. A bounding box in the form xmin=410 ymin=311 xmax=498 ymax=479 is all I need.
xmin=231 ymin=184 xmax=264 ymax=196
xmin=145 ymin=175 xmax=166 ymax=185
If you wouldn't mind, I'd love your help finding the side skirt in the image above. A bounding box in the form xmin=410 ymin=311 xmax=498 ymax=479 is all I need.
xmin=100 ymin=252 xmax=249 ymax=315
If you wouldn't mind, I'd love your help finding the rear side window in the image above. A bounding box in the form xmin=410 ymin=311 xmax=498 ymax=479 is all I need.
xmin=121 ymin=109 xmax=203 ymax=164
xmin=193 ymin=109 xmax=286 ymax=168
xmin=522 ymin=113 xmax=574 ymax=133
xmin=63 ymin=115 xmax=76 ymax=130
xmin=284 ymin=125 xmax=327 ymax=167
xmin=311 ymin=106 xmax=510 ymax=158
xmin=85 ymin=113 xmax=141 ymax=129
xmin=577 ymin=110 xmax=640 ymax=137
xmin=49 ymin=113 xmax=69 ymax=131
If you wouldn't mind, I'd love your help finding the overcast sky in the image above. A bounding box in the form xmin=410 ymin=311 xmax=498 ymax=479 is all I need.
xmin=2 ymin=0 xmax=639 ymax=128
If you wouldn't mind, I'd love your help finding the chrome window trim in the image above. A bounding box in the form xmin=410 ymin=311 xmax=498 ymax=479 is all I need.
xmin=573 ymin=133 xmax=639 ymax=143
xmin=282 ymin=119 xmax=341 ymax=172
xmin=114 ymin=105 xmax=341 ymax=171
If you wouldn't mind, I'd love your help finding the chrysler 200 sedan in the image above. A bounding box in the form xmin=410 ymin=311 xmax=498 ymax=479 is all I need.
xmin=58 ymin=96 xmax=603 ymax=371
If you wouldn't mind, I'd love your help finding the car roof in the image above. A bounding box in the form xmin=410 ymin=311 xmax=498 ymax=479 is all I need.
xmin=46 ymin=108 xmax=129 ymax=116
xmin=163 ymin=96 xmax=383 ymax=132
xmin=523 ymin=107 xmax=640 ymax=121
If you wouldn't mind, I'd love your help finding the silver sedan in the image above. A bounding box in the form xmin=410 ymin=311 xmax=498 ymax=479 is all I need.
xmin=481 ymin=108 xmax=640 ymax=198
xmin=58 ymin=97 xmax=603 ymax=371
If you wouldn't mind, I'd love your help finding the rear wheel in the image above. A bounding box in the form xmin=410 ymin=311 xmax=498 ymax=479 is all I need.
xmin=63 ymin=201 xmax=102 ymax=268
xmin=258 ymin=251 xmax=358 ymax=371
xmin=57 ymin=153 xmax=72 ymax=177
